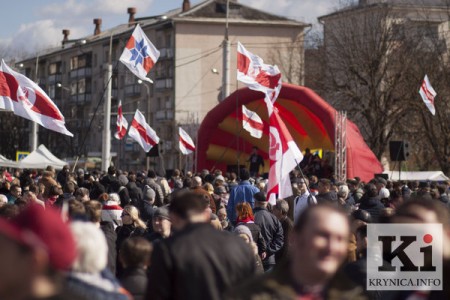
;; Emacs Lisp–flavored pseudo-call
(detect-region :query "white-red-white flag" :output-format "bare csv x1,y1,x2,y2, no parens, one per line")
237,41,282,111
128,109,159,152
179,127,195,155
120,24,160,83
266,109,303,204
0,60,73,136
242,105,263,139
419,75,436,115
114,100,128,140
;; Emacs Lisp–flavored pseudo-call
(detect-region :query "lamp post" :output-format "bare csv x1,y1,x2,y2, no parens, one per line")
101,35,113,172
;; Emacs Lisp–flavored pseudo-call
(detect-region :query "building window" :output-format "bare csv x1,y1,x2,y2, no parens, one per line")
48,85,55,98
70,56,78,70
48,62,61,74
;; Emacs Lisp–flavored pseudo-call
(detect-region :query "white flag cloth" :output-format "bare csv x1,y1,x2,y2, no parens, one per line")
237,41,282,114
128,109,159,152
266,108,303,204
0,60,73,136
242,105,263,139
120,24,160,83
114,100,128,140
179,127,195,155
419,75,436,115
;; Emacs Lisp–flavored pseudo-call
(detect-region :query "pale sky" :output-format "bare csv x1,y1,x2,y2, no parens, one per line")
0,0,342,58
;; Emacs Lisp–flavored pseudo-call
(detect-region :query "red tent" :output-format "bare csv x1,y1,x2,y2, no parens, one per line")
197,83,382,182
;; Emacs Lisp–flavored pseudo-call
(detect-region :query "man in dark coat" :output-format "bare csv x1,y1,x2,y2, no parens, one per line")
316,178,338,204
272,199,293,263
359,183,385,223
253,192,284,272
146,191,256,300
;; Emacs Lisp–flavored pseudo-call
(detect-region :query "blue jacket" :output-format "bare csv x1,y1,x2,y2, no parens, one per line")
226,180,260,223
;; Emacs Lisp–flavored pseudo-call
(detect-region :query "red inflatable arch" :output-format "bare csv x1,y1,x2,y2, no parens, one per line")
197,83,382,182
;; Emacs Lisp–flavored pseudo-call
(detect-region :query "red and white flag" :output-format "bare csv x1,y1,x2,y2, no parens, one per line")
237,41,282,110
120,24,160,83
114,100,128,140
266,108,303,204
128,109,159,152
0,60,73,136
419,75,436,115
242,105,263,139
179,127,195,155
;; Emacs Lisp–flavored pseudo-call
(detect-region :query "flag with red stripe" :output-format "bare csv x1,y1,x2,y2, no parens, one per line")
120,24,160,83
419,75,436,115
114,100,128,140
128,109,159,152
242,105,263,139
179,127,195,155
266,107,303,204
237,41,282,109
0,60,73,136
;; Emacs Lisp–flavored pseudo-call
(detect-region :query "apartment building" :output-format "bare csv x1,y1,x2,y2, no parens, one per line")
17,0,308,172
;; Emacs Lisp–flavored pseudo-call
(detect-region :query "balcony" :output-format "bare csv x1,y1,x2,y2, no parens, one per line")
155,110,174,121
70,93,92,103
48,74,62,84
124,84,141,97
69,67,92,79
154,78,173,90
159,48,174,59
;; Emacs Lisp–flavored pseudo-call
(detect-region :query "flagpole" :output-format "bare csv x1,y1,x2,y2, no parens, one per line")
31,55,39,152
101,34,113,172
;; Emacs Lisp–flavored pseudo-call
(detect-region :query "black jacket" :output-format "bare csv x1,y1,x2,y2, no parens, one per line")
146,223,256,300
275,216,293,263
359,196,384,223
119,267,148,300
253,207,284,266
100,221,117,275
239,222,266,255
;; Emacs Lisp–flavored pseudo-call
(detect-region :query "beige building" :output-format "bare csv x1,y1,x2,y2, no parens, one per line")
18,0,308,173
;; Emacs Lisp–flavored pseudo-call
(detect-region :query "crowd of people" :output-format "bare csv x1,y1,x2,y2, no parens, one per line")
0,162,448,300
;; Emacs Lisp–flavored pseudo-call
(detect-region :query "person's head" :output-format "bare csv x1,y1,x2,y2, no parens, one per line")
119,237,153,269
0,205,76,299
107,166,116,176
203,182,214,195
0,194,7,207
68,199,86,220
253,191,268,207
74,187,90,202
192,176,202,188
355,224,367,256
152,206,171,238
364,183,378,198
10,184,22,199
273,199,289,220
168,191,210,231
84,200,102,223
297,177,309,194
317,179,331,194
337,184,349,199
122,205,147,229
143,186,156,204
251,146,258,154
147,169,157,179
291,204,350,286
239,168,250,181
70,221,107,274
375,177,387,192
217,207,228,222
235,202,254,221
108,193,121,205
234,225,254,243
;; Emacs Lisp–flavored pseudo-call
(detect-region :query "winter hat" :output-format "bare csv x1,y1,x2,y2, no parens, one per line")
143,185,156,201
234,225,253,243
118,175,129,187
0,204,76,271
253,191,267,202
154,206,170,220
379,187,390,199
